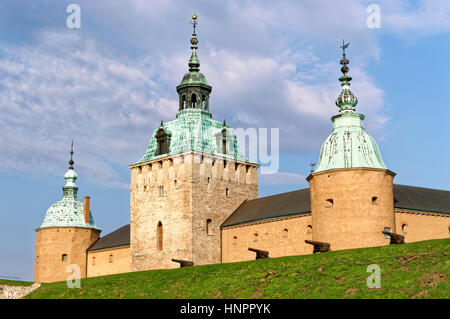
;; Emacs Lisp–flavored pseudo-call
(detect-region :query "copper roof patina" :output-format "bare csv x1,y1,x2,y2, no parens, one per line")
135,14,249,165
315,41,386,173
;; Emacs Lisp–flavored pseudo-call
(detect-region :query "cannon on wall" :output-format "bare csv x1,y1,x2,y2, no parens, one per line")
248,247,269,259
171,258,194,267
382,230,405,244
305,240,331,253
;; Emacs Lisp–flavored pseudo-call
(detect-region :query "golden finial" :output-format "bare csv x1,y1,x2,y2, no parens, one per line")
190,13,198,34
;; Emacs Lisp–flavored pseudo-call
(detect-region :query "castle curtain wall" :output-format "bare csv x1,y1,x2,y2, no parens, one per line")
221,214,313,263
87,246,130,278
394,210,449,243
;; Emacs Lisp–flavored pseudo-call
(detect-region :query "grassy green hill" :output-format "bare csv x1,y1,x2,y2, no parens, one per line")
26,238,449,299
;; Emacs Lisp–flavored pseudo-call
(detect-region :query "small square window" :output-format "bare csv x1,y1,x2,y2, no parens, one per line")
383,227,391,239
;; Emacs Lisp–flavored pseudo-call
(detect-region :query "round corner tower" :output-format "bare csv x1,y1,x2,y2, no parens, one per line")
307,42,396,251
35,146,101,283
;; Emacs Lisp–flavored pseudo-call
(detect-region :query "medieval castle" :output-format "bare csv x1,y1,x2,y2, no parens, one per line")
34,16,450,283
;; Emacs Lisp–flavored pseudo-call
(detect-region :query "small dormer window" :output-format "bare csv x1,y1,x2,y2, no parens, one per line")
155,127,169,156
216,129,228,154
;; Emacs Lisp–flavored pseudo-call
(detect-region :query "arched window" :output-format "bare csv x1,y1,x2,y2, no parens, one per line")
206,219,212,235
372,197,378,205
61,254,68,262
109,254,113,263
202,94,207,110
155,128,170,156
253,233,259,242
232,236,237,246
307,225,312,234
191,94,197,108
402,224,407,234
92,256,96,266
325,199,333,208
157,221,163,251
282,228,288,238
180,94,186,110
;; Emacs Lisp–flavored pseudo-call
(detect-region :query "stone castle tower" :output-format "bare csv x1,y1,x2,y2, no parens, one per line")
307,43,396,251
35,145,101,283
129,15,259,271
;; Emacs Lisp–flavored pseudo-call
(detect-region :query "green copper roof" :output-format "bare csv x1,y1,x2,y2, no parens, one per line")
135,15,248,164
39,150,99,230
136,110,247,163
315,42,386,173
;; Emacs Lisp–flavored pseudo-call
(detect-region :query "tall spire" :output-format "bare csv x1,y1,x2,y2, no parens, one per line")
188,14,200,72
176,14,212,115
335,40,358,113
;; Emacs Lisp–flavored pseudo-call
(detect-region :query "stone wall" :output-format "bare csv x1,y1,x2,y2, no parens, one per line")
394,210,449,243
87,246,130,277
35,227,100,283
308,168,395,251
221,214,313,263
130,151,258,271
0,283,41,299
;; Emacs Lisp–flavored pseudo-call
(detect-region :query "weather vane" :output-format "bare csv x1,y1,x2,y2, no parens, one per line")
190,13,198,34
69,140,74,169
310,162,316,173
340,39,349,57
340,39,350,76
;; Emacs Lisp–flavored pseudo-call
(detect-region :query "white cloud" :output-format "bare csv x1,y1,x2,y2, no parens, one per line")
0,0,390,188
0,30,176,187
379,0,450,35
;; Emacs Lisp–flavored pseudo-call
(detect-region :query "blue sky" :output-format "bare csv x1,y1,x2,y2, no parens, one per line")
0,0,449,281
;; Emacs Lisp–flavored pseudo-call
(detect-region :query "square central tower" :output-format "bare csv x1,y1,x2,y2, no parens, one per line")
129,18,258,271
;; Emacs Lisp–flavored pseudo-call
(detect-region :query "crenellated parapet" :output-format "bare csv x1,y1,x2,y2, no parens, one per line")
130,151,258,193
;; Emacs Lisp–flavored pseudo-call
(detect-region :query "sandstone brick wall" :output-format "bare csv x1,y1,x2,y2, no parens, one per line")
191,154,258,265
222,214,313,263
130,151,258,271
308,168,395,251
35,227,100,283
87,246,130,277
394,210,449,243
